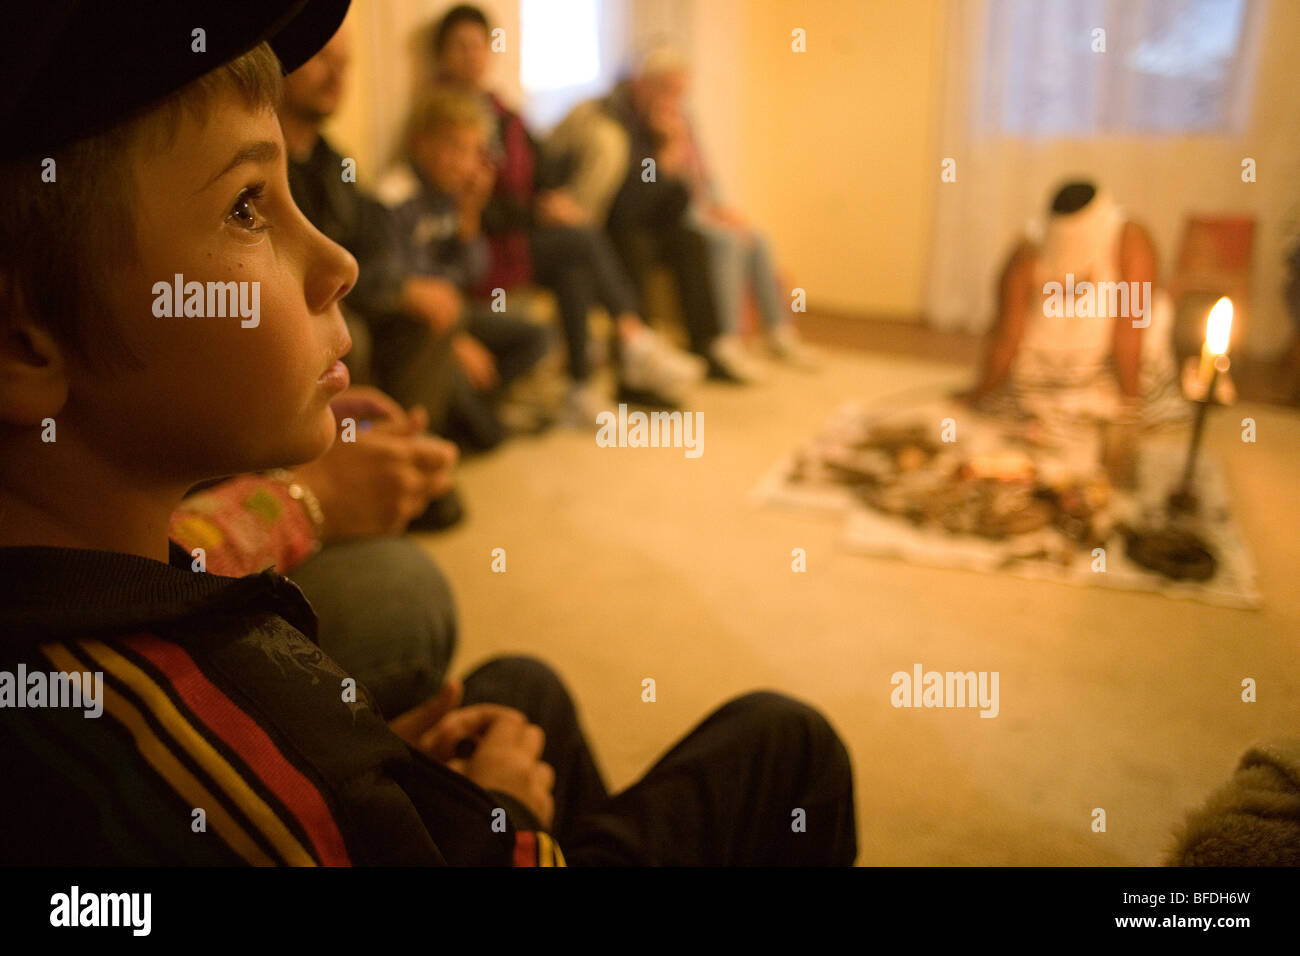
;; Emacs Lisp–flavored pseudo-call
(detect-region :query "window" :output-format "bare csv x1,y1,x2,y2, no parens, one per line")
981,0,1261,137
520,0,602,92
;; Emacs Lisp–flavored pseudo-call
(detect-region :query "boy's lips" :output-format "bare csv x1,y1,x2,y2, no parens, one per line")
318,333,352,389
319,360,350,391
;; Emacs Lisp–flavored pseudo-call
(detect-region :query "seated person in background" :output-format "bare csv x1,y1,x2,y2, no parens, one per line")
963,180,1184,427
433,4,701,423
171,386,460,720
667,58,816,372
377,86,549,453
546,47,750,383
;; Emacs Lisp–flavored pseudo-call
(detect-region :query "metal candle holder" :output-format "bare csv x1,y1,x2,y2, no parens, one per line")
1167,353,1230,515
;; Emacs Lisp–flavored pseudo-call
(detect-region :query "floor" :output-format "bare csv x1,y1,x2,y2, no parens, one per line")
415,320,1300,865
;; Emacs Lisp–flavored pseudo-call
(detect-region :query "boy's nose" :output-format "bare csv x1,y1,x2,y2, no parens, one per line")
308,232,358,314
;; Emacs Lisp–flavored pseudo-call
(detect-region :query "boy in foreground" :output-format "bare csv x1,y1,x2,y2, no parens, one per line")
0,0,856,866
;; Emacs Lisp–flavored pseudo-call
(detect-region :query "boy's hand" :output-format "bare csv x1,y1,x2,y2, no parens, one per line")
414,702,521,760
443,709,555,830
388,679,463,745
401,276,463,334
398,693,556,829
295,399,458,540
452,332,499,392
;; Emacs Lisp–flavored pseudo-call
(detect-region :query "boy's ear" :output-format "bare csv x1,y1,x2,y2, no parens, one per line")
0,279,69,426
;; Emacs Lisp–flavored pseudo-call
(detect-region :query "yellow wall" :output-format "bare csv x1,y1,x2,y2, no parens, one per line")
723,0,942,318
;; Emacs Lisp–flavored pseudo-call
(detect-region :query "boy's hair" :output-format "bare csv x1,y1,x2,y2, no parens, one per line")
406,85,491,152
433,4,490,55
0,43,283,368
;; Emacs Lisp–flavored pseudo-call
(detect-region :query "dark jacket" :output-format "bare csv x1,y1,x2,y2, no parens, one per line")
0,542,560,866
378,163,488,293
602,82,692,232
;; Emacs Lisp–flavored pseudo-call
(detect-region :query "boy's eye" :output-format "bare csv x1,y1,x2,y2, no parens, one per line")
227,184,266,230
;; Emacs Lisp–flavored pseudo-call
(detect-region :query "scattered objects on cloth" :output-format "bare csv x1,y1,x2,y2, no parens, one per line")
752,400,1260,609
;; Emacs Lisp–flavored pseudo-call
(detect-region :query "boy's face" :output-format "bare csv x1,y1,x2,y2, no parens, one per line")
415,121,487,196
440,22,490,89
66,94,358,482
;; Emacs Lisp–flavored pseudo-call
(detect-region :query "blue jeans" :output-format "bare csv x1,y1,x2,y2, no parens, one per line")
289,536,457,720
695,218,785,335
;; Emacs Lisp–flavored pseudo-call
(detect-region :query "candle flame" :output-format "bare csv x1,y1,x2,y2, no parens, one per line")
1206,297,1233,355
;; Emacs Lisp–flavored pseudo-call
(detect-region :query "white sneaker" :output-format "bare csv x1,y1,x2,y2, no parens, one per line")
562,383,606,428
768,323,819,369
621,332,692,401
642,329,706,384
710,334,765,383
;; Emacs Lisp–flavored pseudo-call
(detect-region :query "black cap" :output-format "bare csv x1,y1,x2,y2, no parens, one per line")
1,0,351,161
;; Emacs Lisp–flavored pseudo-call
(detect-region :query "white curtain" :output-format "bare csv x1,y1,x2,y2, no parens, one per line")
924,0,1268,337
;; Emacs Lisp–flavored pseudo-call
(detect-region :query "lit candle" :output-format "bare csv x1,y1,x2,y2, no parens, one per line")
1197,297,1233,396
1171,297,1234,513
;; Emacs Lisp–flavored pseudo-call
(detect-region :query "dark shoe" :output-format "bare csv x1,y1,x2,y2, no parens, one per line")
445,402,506,455
407,489,465,533
615,383,680,410
705,353,747,384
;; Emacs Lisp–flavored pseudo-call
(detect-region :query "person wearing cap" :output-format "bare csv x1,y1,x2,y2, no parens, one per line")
0,1,857,866
964,180,1184,425
0,0,554,866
